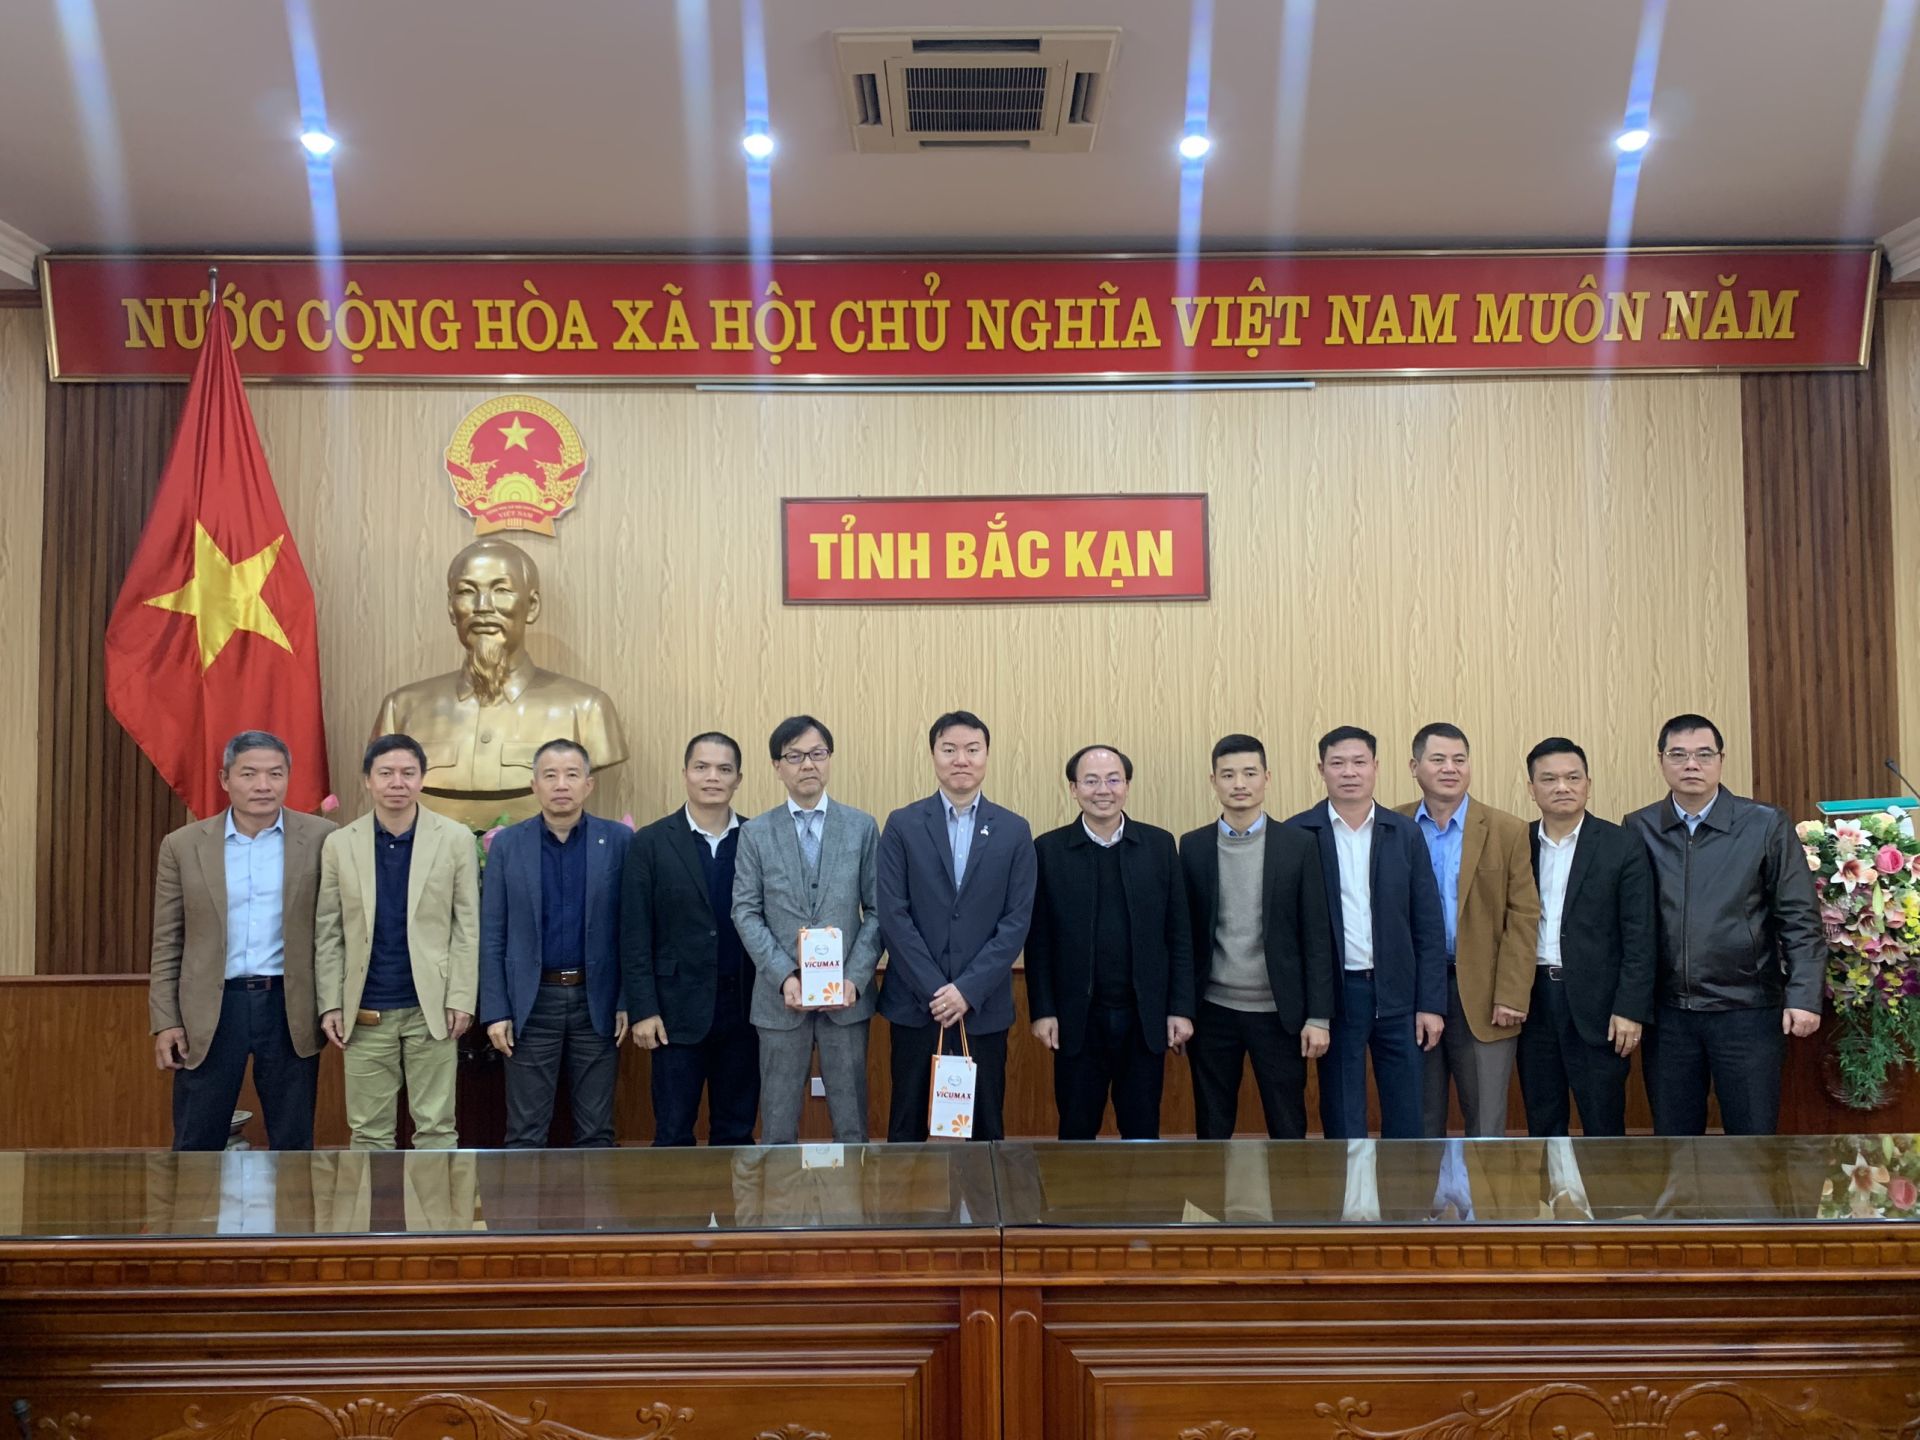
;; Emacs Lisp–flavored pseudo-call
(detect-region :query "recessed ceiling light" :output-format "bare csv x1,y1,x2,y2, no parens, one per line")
1177,132,1212,161
299,128,336,158
742,128,775,161
1614,127,1651,154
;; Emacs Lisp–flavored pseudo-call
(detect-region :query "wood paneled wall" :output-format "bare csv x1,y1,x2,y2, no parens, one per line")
36,380,187,974
1741,347,1898,824
0,974,1664,1148
0,311,45,977
1890,301,1920,796
16,308,1913,1133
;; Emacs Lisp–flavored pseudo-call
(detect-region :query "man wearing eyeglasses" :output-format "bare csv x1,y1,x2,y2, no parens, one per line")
1027,745,1194,1139
732,716,883,1144
1626,713,1824,1135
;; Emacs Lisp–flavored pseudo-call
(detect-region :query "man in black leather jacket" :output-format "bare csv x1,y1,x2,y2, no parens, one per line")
1625,713,1823,1136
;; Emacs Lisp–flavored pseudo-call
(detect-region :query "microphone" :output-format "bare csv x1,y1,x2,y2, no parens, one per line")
1885,758,1920,805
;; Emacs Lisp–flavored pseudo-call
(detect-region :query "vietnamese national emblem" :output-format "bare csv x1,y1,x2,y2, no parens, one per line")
445,394,588,536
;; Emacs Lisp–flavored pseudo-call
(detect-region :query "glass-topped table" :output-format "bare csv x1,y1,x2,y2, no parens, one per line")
0,1134,1911,1239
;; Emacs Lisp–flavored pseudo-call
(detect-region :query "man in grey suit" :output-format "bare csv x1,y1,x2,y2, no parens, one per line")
877,710,1037,1142
732,716,884,1144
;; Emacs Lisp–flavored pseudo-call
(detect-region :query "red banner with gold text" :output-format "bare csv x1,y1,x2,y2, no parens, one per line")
41,248,1876,383
782,495,1209,605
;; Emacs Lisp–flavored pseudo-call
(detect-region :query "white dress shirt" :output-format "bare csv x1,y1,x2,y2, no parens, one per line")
1083,816,1125,848
1328,801,1376,972
1535,820,1583,966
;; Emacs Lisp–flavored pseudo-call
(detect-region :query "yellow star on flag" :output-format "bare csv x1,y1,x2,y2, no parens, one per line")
144,522,294,670
498,415,535,450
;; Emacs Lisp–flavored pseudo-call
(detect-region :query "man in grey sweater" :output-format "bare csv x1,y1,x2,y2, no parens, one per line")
1178,734,1338,1138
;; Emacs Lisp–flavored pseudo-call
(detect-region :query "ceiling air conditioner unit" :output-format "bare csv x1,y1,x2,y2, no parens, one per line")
834,27,1120,154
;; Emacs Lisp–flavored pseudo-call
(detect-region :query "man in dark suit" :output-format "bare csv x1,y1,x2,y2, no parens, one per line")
622,732,758,1147
877,710,1037,1142
479,738,633,1147
1287,725,1448,1139
149,730,333,1151
1028,744,1194,1140
1178,734,1337,1140
1517,737,1657,1137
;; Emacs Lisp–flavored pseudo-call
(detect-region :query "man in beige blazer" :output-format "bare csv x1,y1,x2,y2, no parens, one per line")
317,734,480,1149
150,730,333,1151
1396,723,1541,1138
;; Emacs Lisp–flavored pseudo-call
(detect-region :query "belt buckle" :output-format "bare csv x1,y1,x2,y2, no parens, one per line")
1545,965,1564,982
244,976,273,992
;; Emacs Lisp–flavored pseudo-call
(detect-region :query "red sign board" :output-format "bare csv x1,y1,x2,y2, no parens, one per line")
40,248,1877,383
782,495,1209,605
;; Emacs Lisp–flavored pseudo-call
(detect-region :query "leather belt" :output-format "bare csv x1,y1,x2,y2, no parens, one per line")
541,969,586,987
224,975,282,991
1541,965,1564,982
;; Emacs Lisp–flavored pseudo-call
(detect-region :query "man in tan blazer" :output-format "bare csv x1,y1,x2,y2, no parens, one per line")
316,734,480,1149
150,730,333,1151
1397,723,1541,1137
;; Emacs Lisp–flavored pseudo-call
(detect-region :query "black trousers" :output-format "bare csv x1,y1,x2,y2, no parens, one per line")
172,979,319,1151
1643,1002,1784,1136
1515,967,1631,1137
886,1020,1008,1142
504,983,620,1148
1053,1001,1164,1139
651,973,761,1147
1187,999,1308,1139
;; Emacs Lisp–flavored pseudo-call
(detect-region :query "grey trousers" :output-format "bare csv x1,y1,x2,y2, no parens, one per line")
1421,967,1518,1137
756,1012,870,1144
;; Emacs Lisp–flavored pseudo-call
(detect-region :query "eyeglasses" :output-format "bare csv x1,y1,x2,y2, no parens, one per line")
1662,748,1723,764
1075,776,1127,790
780,748,831,766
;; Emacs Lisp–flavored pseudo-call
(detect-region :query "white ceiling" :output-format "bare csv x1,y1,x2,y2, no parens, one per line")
1,0,1918,282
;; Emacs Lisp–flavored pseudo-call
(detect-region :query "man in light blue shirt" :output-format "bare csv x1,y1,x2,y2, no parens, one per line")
149,731,334,1151
224,809,286,978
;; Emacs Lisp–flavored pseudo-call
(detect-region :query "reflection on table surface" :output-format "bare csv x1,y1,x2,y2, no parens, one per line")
0,1143,998,1239
995,1135,1920,1226
0,1136,1912,1240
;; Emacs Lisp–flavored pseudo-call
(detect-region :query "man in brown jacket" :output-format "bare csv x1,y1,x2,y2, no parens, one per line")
149,730,333,1151
1397,723,1541,1137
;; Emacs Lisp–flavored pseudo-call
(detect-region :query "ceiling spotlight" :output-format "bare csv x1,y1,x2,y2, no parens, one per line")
299,128,336,158
1177,132,1212,161
1613,127,1651,154
742,128,775,161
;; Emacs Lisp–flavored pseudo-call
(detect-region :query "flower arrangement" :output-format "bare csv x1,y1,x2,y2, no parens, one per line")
1798,811,1920,1108
1819,1133,1920,1218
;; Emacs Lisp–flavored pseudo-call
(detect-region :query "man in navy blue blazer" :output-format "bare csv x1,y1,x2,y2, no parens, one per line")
877,710,1037,1142
479,739,634,1147
1287,726,1447,1139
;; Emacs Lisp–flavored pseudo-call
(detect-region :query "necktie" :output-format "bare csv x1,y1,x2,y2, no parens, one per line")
801,810,821,870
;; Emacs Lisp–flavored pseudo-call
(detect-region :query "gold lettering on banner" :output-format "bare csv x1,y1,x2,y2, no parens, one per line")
148,1394,694,1440
1312,1381,1915,1438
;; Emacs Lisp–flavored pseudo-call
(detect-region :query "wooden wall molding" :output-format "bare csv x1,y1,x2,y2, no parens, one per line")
1000,1225,1920,1284
0,1230,999,1298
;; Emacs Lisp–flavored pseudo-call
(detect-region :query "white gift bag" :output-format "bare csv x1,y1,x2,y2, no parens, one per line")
926,1021,978,1140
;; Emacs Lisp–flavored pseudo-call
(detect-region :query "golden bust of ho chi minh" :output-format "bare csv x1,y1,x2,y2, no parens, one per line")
373,538,626,828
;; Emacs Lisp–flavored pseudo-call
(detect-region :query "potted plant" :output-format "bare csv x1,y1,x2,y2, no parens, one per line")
1798,812,1920,1108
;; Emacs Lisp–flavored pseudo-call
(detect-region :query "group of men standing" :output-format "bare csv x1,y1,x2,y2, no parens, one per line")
148,709,1824,1152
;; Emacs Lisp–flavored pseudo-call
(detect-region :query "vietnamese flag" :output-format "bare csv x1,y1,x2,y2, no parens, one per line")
105,298,329,817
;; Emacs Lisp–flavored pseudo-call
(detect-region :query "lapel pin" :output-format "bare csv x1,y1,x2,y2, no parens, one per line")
980,825,991,837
